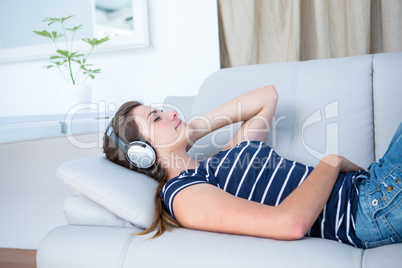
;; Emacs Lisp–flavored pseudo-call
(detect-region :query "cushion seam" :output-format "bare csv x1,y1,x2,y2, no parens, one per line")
290,61,302,160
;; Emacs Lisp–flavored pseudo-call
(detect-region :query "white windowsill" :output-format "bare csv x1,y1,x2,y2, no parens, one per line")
0,113,114,144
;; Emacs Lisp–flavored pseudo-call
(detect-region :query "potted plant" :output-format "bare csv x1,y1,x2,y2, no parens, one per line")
33,15,109,112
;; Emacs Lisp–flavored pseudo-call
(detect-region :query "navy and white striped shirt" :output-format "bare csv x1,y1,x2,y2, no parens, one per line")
161,140,367,247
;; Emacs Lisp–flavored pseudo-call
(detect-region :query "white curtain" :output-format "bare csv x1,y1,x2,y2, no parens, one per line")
218,0,402,68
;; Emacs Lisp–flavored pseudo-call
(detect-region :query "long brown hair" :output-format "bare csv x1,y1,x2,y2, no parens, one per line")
103,101,181,238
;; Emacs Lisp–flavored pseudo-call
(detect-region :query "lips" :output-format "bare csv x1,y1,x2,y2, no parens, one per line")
175,119,184,129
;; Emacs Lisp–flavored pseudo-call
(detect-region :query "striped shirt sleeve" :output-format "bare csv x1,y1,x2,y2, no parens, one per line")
161,175,208,218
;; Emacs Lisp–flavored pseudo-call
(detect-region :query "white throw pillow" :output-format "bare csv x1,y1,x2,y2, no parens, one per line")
63,193,134,228
57,156,158,229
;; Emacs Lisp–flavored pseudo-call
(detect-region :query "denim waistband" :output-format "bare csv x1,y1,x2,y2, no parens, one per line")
355,166,402,249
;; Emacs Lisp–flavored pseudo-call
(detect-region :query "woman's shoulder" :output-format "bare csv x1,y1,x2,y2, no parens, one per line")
162,170,209,197
161,170,211,217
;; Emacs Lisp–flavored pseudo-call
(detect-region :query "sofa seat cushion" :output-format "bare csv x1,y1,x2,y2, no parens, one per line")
38,225,368,268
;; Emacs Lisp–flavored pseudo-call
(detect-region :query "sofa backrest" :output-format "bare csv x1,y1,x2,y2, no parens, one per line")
182,55,377,168
372,52,402,160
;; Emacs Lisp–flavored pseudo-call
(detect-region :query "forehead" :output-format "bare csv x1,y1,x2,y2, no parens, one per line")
131,105,153,118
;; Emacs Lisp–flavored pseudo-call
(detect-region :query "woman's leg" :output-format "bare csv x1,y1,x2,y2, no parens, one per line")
355,122,402,248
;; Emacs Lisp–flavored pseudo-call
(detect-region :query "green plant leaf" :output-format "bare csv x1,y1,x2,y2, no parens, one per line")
51,31,63,40
71,52,84,59
43,15,74,26
37,15,107,83
56,49,69,57
43,17,60,26
81,38,95,46
95,36,110,45
51,59,67,65
82,36,109,47
47,21,57,26
66,24,83,32
49,55,63,60
33,30,52,38
60,15,74,23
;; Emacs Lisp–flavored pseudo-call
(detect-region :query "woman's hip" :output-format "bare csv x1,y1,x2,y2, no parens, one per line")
355,167,402,249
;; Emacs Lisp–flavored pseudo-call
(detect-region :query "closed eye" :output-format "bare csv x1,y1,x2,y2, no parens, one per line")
153,116,160,122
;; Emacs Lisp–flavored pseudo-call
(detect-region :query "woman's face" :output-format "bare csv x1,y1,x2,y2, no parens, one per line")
131,105,186,150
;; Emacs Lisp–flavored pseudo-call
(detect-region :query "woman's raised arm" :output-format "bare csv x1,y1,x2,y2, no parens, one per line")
186,85,278,150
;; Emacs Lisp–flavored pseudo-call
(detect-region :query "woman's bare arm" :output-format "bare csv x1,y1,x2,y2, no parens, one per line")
173,154,347,240
186,85,278,150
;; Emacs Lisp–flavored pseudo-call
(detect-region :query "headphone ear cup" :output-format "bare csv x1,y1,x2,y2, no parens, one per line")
126,141,156,169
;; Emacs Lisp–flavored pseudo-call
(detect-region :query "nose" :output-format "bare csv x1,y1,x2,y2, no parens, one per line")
166,110,177,121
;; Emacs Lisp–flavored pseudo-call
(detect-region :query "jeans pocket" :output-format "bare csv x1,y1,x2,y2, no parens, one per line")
370,167,402,217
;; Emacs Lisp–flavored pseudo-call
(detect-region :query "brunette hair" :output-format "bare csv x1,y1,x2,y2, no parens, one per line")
103,101,181,238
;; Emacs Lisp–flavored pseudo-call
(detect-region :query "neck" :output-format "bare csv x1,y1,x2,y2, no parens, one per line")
158,149,199,180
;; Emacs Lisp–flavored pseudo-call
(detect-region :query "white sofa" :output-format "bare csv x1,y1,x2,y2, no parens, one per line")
37,52,402,268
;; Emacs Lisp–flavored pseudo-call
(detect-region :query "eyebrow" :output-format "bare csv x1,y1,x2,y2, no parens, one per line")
147,110,157,119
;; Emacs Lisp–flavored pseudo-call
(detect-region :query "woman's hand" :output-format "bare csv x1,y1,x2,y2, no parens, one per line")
339,156,365,172
322,154,365,173
185,120,203,150
185,85,278,151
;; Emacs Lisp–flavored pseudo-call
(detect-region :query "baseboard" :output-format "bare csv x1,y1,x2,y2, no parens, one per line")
0,248,36,268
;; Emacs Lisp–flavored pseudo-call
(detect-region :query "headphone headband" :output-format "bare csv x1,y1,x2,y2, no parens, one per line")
105,118,156,169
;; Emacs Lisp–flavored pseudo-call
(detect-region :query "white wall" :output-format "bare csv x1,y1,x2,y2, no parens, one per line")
0,0,220,249
0,0,93,49
0,0,220,116
0,134,103,249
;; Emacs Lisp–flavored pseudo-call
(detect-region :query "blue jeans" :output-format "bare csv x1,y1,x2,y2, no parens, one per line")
355,122,402,249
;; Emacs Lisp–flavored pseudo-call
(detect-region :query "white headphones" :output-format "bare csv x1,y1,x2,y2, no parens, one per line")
105,118,156,169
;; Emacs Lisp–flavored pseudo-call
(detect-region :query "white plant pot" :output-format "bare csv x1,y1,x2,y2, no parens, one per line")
61,85,92,113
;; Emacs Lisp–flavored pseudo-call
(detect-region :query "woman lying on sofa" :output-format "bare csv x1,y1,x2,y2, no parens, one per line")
103,85,402,249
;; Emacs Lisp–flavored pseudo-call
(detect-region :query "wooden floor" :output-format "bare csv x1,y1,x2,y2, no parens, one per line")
0,249,36,268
